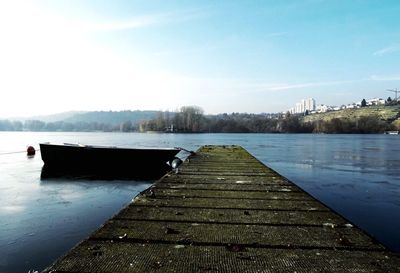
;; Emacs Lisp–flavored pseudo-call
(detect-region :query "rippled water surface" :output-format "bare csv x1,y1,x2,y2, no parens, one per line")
0,132,399,273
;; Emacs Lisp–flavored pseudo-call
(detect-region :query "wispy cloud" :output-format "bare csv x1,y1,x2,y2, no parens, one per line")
179,78,366,96
370,74,400,81
373,45,400,56
76,9,207,32
0,4,202,39
262,79,363,91
153,31,287,57
79,16,164,32
153,44,222,57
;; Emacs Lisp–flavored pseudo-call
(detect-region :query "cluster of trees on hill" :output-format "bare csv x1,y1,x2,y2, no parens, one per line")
140,106,206,133
385,97,400,106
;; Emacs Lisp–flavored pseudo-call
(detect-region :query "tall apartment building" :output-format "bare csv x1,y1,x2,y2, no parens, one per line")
304,98,316,112
289,98,316,114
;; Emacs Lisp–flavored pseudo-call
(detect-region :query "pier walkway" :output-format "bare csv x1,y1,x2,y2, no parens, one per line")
43,145,400,272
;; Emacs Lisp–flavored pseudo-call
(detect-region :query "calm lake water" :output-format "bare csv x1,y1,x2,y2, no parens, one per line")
0,132,399,273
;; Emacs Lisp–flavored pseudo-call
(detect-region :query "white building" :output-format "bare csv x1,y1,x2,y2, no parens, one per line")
295,102,303,113
346,104,357,109
289,98,316,114
367,98,385,106
304,98,316,112
316,104,330,113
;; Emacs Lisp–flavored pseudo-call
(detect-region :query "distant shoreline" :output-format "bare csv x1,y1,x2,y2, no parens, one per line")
0,130,398,135
1,105,399,134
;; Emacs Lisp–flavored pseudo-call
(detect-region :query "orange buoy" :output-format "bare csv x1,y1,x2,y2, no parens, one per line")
27,146,35,156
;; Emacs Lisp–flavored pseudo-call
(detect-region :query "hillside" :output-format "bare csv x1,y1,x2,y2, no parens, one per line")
1,110,163,132
62,110,160,125
303,105,400,124
9,111,86,122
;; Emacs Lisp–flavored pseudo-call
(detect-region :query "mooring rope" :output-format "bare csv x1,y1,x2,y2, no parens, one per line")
0,149,40,156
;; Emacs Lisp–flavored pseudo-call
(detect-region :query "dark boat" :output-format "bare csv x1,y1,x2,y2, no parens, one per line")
39,143,181,180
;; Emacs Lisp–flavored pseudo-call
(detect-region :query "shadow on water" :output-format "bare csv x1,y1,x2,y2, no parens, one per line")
40,164,171,181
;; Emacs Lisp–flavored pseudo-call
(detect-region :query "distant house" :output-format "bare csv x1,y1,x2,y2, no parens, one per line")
165,124,175,132
316,104,329,113
346,104,357,109
366,98,385,106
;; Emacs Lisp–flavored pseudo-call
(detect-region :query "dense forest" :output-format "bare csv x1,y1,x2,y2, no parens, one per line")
1,105,399,133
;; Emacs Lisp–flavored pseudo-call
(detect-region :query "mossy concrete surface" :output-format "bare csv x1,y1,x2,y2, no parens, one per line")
42,145,400,273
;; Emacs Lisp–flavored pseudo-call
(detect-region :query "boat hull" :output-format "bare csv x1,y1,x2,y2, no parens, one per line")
39,143,180,179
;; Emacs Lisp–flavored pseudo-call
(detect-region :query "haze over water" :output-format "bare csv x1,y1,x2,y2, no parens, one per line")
0,132,399,273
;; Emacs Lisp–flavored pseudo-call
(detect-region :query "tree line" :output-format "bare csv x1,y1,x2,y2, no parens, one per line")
1,105,397,133
0,119,138,132
139,106,397,134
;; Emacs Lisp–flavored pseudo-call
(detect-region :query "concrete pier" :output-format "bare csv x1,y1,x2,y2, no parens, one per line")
43,145,400,272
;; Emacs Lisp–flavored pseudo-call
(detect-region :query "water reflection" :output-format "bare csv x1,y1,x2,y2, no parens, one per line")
0,149,152,273
40,164,168,181
0,132,399,273
0,205,26,214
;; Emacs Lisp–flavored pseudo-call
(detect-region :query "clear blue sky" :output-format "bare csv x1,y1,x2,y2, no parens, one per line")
1,0,399,117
